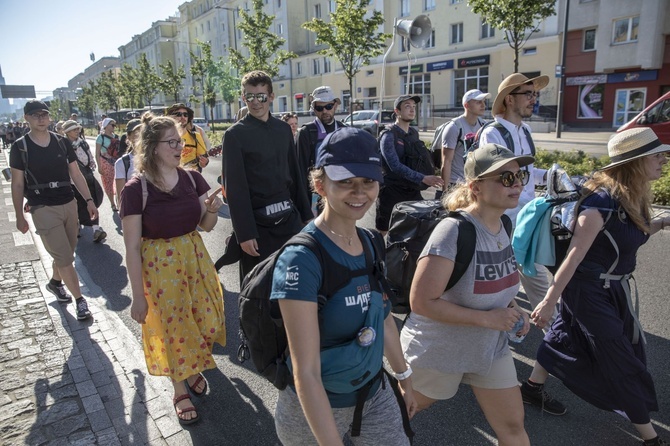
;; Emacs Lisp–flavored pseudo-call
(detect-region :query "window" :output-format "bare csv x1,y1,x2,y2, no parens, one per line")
612,16,639,44
425,29,435,48
207,20,211,31
583,28,596,51
424,0,435,11
323,57,331,73
402,73,431,97
342,90,351,111
481,21,495,39
523,47,537,55
221,22,226,31
451,23,463,44
296,61,303,76
296,96,304,112
313,58,321,75
400,38,408,53
277,23,283,34
450,0,463,4
329,0,336,12
314,3,321,18
454,67,489,108
400,0,410,17
277,0,281,7
614,88,646,127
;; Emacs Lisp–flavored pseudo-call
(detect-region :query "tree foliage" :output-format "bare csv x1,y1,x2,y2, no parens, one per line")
95,71,121,113
118,63,142,110
135,53,161,108
303,0,390,113
158,60,187,104
211,59,240,108
189,40,216,120
468,0,556,72
230,0,297,78
76,83,96,119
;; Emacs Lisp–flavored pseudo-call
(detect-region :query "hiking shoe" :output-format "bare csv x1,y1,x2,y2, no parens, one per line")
643,437,668,446
520,382,567,415
92,228,107,243
46,282,72,303
76,298,92,320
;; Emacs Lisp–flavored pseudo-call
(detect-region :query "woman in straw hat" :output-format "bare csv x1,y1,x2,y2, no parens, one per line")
532,127,670,446
400,143,534,445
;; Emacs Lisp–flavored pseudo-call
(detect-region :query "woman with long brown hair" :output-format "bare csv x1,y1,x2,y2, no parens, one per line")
120,112,225,426
532,128,670,446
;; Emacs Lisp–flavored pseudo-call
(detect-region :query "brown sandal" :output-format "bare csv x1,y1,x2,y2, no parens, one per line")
188,373,208,396
173,393,199,425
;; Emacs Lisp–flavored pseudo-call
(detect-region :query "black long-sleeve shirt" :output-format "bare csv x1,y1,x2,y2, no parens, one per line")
222,113,312,244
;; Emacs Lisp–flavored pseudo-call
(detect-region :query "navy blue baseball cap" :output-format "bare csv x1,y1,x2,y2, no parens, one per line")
315,127,383,183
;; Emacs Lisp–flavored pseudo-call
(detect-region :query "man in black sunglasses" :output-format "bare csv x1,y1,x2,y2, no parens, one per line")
222,71,312,282
296,86,346,210
480,72,568,417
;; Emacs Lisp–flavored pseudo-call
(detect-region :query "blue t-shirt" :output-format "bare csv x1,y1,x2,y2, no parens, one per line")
270,222,390,407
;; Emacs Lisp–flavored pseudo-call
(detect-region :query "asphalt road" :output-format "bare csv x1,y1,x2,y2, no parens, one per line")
74,154,669,445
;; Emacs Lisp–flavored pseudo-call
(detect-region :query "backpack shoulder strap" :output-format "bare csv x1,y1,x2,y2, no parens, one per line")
184,169,197,190
492,122,515,151
140,174,148,211
522,127,536,156
122,154,131,178
445,211,477,290
501,214,513,239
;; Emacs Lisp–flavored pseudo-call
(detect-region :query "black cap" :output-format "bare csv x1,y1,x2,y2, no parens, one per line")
24,100,49,115
393,95,421,110
315,127,383,183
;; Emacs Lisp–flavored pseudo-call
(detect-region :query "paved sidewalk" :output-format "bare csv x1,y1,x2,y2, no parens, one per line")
0,151,191,444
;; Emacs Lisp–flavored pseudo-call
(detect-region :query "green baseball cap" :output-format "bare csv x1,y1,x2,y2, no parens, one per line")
464,143,534,179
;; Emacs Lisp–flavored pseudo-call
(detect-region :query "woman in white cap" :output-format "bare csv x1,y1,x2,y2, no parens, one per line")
96,117,120,211
271,127,416,445
400,143,533,445
63,120,106,243
532,127,670,446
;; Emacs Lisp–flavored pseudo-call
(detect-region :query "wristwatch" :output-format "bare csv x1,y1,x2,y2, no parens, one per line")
85,198,94,203
394,365,413,381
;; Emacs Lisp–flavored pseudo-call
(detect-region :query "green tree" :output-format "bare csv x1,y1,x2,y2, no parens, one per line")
303,0,390,113
118,63,143,110
189,40,215,120
230,0,297,78
468,0,556,72
211,59,240,119
48,98,64,121
158,60,187,104
76,84,96,121
136,53,161,109
95,71,121,114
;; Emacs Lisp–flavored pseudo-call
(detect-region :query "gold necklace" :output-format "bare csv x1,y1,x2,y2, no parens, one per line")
320,219,355,246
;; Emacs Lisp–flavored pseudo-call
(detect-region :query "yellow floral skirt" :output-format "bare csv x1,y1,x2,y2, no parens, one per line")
140,231,226,380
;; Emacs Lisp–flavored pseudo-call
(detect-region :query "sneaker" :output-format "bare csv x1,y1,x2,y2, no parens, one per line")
643,437,668,446
76,298,92,320
92,228,107,243
46,282,72,303
520,382,567,416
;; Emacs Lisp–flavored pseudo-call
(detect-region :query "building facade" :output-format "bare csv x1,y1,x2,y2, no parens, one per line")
560,0,670,129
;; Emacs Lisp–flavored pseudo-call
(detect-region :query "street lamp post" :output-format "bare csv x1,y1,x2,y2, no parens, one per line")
214,6,239,53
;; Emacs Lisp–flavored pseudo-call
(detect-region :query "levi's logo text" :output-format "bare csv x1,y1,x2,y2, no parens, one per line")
345,283,371,313
473,246,519,294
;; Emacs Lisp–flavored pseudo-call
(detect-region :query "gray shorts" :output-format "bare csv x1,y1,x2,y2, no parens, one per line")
275,376,410,446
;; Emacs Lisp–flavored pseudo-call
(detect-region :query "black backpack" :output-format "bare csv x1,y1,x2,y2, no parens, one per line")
385,200,512,313
379,126,435,190
237,228,389,390
17,133,72,194
430,118,484,169
468,121,536,159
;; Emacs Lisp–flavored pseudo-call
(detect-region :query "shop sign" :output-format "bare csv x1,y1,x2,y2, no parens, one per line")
427,60,454,72
457,55,490,67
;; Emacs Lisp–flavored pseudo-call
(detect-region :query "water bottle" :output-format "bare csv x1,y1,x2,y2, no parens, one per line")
507,317,526,343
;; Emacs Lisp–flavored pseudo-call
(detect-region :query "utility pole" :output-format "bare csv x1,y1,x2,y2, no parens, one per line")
556,0,570,139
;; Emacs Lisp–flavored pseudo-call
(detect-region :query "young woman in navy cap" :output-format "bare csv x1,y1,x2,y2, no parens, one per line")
271,127,416,445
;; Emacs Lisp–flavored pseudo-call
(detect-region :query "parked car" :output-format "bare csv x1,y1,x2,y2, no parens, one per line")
193,117,210,132
343,110,395,135
617,91,670,144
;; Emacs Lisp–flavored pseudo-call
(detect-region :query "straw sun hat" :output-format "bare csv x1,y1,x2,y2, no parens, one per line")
492,73,549,116
600,127,670,170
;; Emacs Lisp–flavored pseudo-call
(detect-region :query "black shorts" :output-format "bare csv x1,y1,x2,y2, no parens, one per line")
375,183,422,231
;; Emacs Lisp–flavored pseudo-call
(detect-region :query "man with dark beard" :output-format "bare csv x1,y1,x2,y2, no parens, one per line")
296,86,346,209
376,95,443,235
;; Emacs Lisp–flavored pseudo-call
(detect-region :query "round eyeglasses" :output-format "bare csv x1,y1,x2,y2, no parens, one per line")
478,170,530,187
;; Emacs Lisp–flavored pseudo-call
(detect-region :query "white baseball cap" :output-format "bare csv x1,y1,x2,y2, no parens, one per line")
311,86,341,104
462,89,491,106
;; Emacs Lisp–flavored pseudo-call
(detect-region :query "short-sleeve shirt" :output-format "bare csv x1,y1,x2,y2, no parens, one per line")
270,222,391,407
119,169,209,239
401,212,520,375
9,133,77,206
96,133,119,158
441,116,484,183
114,154,135,180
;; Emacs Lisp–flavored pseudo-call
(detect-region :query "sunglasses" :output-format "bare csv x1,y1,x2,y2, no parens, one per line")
479,170,530,187
509,91,540,100
171,112,189,117
159,139,183,149
313,103,335,112
243,93,269,103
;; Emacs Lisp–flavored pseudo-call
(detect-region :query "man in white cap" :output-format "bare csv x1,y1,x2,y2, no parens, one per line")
438,89,490,196
296,86,346,209
479,73,567,416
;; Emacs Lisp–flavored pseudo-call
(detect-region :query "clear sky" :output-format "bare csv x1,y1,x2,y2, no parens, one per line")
0,0,185,99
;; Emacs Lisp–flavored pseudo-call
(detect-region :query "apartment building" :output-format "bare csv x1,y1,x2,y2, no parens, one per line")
118,19,179,107
560,0,670,128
